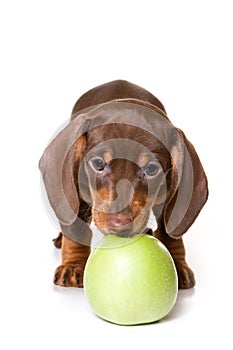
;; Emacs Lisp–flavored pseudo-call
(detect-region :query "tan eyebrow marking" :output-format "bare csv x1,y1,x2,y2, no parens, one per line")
138,153,150,167
103,151,113,163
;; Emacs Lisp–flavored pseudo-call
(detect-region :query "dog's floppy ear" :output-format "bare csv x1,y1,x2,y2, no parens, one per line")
39,119,87,226
162,128,208,238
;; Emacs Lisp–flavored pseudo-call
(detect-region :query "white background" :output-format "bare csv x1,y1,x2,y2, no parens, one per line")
0,1,232,349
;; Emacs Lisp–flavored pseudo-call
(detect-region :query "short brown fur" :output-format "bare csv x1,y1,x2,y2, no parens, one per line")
40,80,208,289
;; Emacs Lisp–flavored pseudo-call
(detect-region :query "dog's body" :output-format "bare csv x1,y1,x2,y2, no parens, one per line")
39,80,208,289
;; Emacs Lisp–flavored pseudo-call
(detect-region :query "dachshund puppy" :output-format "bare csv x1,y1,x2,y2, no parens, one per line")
39,80,208,289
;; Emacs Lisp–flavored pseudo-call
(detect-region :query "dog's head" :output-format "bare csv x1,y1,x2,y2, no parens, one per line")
39,100,208,241
78,122,171,237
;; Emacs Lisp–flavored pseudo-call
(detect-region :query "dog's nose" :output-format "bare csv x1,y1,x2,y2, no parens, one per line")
107,214,132,229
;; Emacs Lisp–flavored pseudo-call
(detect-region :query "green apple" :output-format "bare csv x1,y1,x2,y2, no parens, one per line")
84,234,178,325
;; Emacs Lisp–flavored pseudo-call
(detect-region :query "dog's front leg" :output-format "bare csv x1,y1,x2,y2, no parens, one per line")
54,235,91,287
53,202,92,287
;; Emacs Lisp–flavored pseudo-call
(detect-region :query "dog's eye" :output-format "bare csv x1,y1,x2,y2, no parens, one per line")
145,162,159,176
91,157,106,171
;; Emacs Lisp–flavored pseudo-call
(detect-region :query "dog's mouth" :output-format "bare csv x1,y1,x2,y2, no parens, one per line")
107,226,152,238
92,206,151,238
108,227,134,238
105,212,133,237
105,212,148,238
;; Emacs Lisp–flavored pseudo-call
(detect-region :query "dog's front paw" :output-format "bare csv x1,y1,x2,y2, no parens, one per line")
53,265,84,287
176,263,195,289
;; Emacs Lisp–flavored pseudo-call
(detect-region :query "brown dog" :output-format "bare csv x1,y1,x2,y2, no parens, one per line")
39,80,208,289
